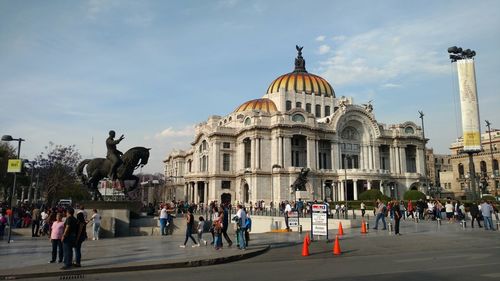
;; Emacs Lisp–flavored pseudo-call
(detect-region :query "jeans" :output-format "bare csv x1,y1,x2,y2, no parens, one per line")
374,213,386,229
183,227,197,245
214,233,222,248
394,217,401,234
93,223,101,239
74,241,83,264
483,216,494,230
51,239,63,262
63,236,75,267
159,219,167,235
237,227,246,249
32,220,40,236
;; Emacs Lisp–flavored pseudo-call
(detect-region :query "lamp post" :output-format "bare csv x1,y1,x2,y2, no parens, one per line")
485,120,497,197
418,111,430,195
1,135,25,244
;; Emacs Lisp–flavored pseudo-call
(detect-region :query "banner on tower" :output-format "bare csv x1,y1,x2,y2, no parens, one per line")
457,59,481,152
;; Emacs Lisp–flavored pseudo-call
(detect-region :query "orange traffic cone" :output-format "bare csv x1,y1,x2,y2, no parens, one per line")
305,232,311,245
302,235,310,256
337,222,344,236
361,220,367,234
333,235,342,255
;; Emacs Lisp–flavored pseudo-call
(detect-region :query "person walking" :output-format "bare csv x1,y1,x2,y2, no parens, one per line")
159,204,168,236
73,212,87,267
244,213,252,247
90,209,101,240
213,209,223,250
393,200,402,235
197,216,207,246
180,208,199,248
284,201,292,231
31,206,41,237
407,200,414,219
49,213,64,263
221,204,233,247
360,202,366,217
373,199,387,230
235,204,247,250
61,208,78,270
469,202,482,228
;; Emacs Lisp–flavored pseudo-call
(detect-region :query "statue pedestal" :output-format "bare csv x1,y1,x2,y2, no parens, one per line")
296,191,311,201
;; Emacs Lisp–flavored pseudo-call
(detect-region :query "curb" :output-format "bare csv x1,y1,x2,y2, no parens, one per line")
0,245,270,280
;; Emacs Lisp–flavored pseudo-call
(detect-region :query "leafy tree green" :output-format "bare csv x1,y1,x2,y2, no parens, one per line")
35,142,89,206
403,190,427,201
0,142,16,201
359,189,391,201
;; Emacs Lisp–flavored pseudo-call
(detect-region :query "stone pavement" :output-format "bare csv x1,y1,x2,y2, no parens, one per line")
0,216,498,280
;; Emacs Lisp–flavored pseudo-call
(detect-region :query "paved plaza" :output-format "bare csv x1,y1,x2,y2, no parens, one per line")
1,216,499,280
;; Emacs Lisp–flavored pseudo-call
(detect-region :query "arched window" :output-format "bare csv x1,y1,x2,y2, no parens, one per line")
199,140,209,172
325,106,330,116
305,103,311,113
244,117,251,125
286,101,292,111
296,102,302,108
480,161,487,177
494,159,499,173
405,127,415,134
458,163,464,178
292,114,305,122
291,135,307,167
315,104,321,117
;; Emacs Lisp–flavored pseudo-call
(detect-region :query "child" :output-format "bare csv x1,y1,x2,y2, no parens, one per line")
197,216,207,246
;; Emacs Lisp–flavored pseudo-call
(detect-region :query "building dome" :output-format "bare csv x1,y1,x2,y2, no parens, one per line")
266,46,335,97
234,98,278,113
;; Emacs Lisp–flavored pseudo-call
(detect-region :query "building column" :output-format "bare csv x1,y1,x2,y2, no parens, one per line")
367,180,372,190
339,181,345,201
307,137,316,169
184,183,188,201
368,145,374,170
389,146,395,173
283,136,292,168
278,136,283,167
374,145,380,170
331,142,337,170
362,145,368,169
251,137,256,169
256,137,261,169
400,146,407,173
193,182,198,203
380,181,384,194
205,181,209,203
353,179,358,200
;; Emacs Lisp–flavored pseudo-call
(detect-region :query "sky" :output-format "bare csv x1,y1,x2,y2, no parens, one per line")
1,0,499,174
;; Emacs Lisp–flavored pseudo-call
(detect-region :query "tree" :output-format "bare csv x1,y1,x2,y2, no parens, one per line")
35,142,89,206
0,142,16,201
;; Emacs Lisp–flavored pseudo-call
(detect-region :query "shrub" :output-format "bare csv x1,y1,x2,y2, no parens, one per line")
481,195,497,202
359,189,391,201
403,190,426,201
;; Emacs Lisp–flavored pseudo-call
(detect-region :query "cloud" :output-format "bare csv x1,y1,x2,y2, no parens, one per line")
316,35,326,42
317,44,331,55
154,125,195,139
317,25,450,86
381,83,402,88
332,35,346,42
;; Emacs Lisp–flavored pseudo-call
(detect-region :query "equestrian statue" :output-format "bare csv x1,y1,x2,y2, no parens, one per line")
76,131,150,200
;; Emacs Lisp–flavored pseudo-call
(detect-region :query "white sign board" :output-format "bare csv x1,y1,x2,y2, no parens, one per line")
288,211,299,227
311,203,328,239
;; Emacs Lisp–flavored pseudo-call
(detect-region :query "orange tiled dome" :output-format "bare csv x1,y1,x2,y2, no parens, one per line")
234,98,278,113
266,46,335,97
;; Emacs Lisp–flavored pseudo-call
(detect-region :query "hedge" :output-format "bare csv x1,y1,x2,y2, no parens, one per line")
403,190,427,201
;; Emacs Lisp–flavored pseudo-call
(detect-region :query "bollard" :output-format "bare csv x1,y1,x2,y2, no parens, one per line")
461,220,467,229
388,221,393,233
299,225,303,233
365,220,369,230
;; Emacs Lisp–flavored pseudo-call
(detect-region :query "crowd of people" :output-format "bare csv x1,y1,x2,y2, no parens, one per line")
0,202,101,269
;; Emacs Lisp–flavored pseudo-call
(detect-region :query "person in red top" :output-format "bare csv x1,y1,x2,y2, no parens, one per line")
407,200,414,219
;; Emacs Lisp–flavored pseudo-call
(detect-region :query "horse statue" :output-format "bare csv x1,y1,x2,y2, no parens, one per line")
76,147,151,200
291,167,310,192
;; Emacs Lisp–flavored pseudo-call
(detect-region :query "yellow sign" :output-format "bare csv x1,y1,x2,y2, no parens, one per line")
7,159,22,173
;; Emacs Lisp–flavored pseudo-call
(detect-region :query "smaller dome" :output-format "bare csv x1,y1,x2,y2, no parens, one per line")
234,98,278,113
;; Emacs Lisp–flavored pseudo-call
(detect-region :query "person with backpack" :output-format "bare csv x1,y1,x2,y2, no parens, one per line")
373,199,387,230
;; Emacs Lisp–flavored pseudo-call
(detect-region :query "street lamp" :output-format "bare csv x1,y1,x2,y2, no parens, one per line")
1,135,25,244
485,120,497,197
418,111,430,195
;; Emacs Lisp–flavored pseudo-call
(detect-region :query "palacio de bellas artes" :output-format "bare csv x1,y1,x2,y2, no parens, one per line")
164,46,427,206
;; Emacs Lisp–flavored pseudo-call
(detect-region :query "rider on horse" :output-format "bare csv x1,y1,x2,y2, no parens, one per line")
106,130,124,180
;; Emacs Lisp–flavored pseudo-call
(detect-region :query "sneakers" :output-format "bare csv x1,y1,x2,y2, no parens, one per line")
204,241,208,246
92,237,96,241
228,242,233,247
179,245,186,248
48,260,55,264
192,244,200,247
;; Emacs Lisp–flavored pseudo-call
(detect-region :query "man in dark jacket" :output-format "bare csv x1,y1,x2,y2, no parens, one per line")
469,202,482,228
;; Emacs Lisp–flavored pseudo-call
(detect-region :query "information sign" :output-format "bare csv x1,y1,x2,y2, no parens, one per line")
310,203,328,240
